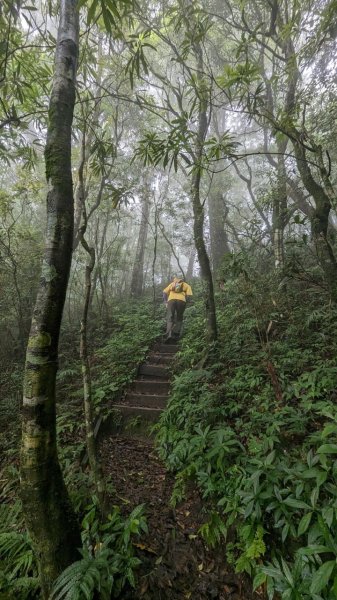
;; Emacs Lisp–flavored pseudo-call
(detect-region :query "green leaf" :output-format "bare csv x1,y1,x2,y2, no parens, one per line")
281,558,293,586
322,423,337,438
101,2,112,33
253,571,266,590
298,545,330,556
86,0,99,25
311,487,319,508
310,561,335,594
298,512,313,536
265,450,275,465
283,497,310,510
322,507,334,528
317,444,337,454
262,565,282,579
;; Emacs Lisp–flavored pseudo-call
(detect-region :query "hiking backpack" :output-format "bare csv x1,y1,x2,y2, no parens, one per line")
171,280,185,294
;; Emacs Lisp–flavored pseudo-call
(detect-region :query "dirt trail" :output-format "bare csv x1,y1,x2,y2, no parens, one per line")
101,341,256,599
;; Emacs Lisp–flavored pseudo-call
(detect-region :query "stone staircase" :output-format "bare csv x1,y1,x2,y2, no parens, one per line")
112,341,178,424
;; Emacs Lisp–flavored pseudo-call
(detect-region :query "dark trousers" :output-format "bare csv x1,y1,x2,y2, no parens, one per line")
166,299,186,337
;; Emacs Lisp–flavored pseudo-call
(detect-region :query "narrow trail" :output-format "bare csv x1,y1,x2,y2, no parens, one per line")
100,340,256,600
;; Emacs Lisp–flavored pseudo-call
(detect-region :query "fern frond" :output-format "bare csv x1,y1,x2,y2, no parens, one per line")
50,551,114,600
10,575,39,595
0,500,24,533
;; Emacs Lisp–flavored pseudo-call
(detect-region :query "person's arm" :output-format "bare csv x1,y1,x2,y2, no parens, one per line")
163,285,171,305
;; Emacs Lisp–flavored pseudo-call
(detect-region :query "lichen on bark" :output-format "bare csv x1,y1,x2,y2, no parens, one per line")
20,1,81,597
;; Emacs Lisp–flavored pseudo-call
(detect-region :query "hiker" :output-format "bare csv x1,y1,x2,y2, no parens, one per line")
163,276,193,342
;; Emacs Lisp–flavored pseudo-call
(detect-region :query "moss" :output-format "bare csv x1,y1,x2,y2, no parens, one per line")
24,365,54,401
28,331,52,350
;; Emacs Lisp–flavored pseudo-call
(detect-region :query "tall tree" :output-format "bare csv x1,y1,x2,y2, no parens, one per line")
208,181,231,274
130,180,151,297
188,7,217,341
20,1,81,596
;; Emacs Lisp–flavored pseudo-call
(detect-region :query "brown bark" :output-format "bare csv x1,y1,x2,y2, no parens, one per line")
79,217,106,511
190,28,217,341
20,2,81,597
292,137,337,300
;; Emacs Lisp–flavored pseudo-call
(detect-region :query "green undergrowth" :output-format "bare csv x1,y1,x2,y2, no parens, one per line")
1,468,147,600
55,299,164,466
1,297,164,598
89,299,164,411
156,257,337,599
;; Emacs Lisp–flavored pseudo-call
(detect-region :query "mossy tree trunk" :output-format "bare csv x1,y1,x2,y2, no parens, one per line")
292,137,337,301
190,40,217,342
20,1,81,597
191,162,217,342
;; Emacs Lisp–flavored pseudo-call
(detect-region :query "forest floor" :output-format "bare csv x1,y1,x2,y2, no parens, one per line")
101,434,259,600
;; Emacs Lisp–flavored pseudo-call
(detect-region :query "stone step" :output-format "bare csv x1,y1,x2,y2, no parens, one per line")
147,353,174,366
131,379,170,395
123,393,168,409
156,344,179,354
113,404,163,421
138,364,168,378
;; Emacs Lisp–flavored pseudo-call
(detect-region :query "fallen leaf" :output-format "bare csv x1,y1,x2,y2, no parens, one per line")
205,560,215,573
115,494,131,504
198,562,203,571
139,579,149,596
133,542,157,554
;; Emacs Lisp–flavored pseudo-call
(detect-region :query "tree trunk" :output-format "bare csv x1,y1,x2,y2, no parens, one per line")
79,236,106,511
190,43,217,341
292,137,337,301
186,247,196,280
192,168,217,341
208,188,230,273
130,191,150,297
152,204,158,311
272,141,288,269
20,1,81,597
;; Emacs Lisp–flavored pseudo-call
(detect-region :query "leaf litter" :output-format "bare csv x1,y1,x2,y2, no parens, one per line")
101,434,259,600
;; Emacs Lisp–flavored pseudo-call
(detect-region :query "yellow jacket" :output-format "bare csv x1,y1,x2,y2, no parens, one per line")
163,279,193,303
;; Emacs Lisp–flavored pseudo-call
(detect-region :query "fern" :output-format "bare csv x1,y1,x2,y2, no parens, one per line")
0,531,35,575
0,529,38,598
8,575,39,596
50,548,114,600
51,502,146,600
0,500,24,533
